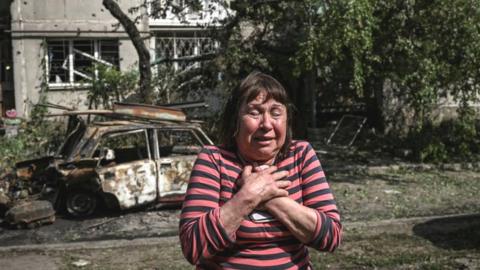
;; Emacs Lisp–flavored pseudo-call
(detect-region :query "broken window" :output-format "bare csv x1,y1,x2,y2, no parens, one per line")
73,40,95,81
0,35,14,115
0,37,13,84
96,130,150,165
46,39,119,85
155,31,216,71
47,40,69,84
157,129,202,157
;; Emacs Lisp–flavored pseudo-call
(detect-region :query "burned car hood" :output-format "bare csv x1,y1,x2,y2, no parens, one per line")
14,156,58,180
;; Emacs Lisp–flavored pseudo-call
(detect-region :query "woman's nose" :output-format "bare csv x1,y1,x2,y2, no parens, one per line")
260,114,273,129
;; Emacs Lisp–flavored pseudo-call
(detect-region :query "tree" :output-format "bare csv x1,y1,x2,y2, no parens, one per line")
371,0,480,133
209,1,322,135
88,65,138,109
222,0,480,135
103,0,153,104
292,0,480,134
102,0,480,138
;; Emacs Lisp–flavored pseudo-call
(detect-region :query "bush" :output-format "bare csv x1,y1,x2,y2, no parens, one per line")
406,116,480,163
0,118,65,175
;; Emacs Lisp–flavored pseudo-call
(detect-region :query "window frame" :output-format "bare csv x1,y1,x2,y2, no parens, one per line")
154,128,206,159
154,31,217,72
94,129,152,164
45,39,119,88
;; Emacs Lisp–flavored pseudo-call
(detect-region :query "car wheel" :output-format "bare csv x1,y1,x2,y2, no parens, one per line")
66,190,97,218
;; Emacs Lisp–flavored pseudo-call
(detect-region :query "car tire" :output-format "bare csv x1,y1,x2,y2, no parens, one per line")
66,190,98,218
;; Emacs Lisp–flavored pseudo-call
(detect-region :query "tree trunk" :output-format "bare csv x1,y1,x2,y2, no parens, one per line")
103,0,153,104
303,69,317,129
289,71,316,139
365,77,386,133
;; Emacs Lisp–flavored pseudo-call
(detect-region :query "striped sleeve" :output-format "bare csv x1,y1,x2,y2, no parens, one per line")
299,142,342,251
179,146,235,265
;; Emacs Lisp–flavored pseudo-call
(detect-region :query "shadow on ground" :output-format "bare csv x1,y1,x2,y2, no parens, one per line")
412,213,480,250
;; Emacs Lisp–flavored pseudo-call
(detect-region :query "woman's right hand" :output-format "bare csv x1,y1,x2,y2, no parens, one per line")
237,165,290,207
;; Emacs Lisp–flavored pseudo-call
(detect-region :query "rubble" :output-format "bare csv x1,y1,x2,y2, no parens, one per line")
4,200,55,229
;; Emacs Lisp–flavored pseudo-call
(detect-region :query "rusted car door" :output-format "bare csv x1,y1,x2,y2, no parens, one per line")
154,129,203,200
95,129,157,209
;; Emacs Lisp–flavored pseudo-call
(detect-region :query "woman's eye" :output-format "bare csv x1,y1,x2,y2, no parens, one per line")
248,110,260,116
271,110,283,117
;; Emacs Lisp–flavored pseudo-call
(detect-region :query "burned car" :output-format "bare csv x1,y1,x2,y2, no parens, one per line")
0,103,213,220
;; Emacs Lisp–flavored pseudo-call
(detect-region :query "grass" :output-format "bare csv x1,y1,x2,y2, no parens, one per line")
329,169,480,222
310,168,480,269
310,232,478,269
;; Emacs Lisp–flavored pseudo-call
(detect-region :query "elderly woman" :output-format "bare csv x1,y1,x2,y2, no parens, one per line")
179,71,342,269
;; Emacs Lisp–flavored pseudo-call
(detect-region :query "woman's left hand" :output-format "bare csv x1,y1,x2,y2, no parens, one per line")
236,165,290,207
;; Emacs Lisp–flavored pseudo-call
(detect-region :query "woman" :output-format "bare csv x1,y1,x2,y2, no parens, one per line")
179,71,342,269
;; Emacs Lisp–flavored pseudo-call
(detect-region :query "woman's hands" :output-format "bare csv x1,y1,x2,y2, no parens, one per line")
236,165,290,208
219,165,290,236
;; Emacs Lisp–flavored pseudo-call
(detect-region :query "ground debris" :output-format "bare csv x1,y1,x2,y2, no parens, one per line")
384,189,401,194
4,200,55,229
86,217,118,230
71,259,90,267
0,193,10,207
455,257,480,270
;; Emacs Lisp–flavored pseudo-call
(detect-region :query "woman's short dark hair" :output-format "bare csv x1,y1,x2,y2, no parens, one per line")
219,71,293,158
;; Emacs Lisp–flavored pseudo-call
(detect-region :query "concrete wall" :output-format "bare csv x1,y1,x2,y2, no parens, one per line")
9,0,147,117
10,0,149,35
11,38,44,116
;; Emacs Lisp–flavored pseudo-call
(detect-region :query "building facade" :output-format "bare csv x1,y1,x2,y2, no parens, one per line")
0,0,226,118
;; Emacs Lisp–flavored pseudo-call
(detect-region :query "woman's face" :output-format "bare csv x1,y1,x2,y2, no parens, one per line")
236,90,287,164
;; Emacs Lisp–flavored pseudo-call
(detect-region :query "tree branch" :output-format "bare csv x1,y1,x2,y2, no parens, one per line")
103,0,153,104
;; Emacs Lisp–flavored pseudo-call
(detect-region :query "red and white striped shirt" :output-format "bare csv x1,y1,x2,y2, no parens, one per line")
179,141,342,269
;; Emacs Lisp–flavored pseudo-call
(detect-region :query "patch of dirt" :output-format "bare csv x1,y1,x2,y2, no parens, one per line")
0,254,61,270
0,207,181,246
1,214,478,269
329,169,480,222
1,167,480,248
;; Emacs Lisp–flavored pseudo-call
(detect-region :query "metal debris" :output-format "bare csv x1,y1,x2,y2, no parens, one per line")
113,102,187,122
0,102,212,226
4,200,55,229
326,114,367,147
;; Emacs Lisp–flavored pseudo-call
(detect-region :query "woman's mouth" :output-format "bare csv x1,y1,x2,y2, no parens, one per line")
254,137,275,144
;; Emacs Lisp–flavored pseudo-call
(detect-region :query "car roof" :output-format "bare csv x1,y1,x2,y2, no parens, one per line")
89,119,203,130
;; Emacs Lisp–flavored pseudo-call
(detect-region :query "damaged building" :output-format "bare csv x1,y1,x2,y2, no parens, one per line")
0,0,227,227
0,0,226,118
